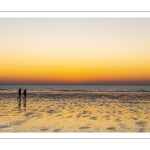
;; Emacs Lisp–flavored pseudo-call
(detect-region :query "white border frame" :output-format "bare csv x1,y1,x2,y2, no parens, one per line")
0,133,150,139
0,11,150,139
0,12,150,18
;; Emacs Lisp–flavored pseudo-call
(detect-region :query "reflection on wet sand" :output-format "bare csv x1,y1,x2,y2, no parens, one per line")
18,98,21,110
17,97,27,110
0,91,150,132
23,98,27,108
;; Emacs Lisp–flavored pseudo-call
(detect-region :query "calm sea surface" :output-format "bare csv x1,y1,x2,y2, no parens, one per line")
0,85,150,92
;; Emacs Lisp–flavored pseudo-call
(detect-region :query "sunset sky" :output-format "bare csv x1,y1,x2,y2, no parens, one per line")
0,18,150,84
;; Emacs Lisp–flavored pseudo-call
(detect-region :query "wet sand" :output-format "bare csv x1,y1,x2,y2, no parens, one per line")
0,90,150,132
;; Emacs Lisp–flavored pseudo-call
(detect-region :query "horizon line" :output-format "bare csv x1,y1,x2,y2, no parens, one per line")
0,83,150,85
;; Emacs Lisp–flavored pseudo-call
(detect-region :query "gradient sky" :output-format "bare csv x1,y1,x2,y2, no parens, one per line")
0,18,150,84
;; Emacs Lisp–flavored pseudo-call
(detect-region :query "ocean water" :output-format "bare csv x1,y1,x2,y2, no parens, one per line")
0,84,150,92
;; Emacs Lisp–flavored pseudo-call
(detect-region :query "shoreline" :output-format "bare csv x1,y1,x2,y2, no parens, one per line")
0,89,150,93
0,90,150,100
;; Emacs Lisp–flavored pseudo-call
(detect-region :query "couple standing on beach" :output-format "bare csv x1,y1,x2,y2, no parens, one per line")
18,88,26,99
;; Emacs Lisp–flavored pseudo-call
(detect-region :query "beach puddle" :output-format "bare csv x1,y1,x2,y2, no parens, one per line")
115,119,121,122
131,117,138,120
135,121,148,127
56,114,63,117
46,110,55,115
76,114,81,118
79,126,91,130
106,127,116,131
53,128,61,132
66,115,72,118
12,120,26,125
89,116,97,120
40,127,49,131
24,112,34,117
138,128,145,132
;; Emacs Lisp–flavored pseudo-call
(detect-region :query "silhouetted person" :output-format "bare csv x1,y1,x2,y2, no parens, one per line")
23,89,26,99
17,88,21,99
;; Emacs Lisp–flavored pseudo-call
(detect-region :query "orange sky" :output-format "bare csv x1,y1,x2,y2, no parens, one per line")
0,18,150,84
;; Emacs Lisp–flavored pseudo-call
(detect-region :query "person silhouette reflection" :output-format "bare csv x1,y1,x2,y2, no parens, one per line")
23,98,26,108
18,98,21,110
23,89,27,108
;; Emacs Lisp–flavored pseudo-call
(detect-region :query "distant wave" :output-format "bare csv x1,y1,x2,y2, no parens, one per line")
57,89,87,92
1,89,150,92
0,85,150,92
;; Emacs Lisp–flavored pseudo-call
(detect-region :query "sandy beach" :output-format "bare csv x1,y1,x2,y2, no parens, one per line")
0,90,150,132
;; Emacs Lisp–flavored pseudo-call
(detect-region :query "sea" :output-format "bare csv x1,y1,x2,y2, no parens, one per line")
0,84,150,92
